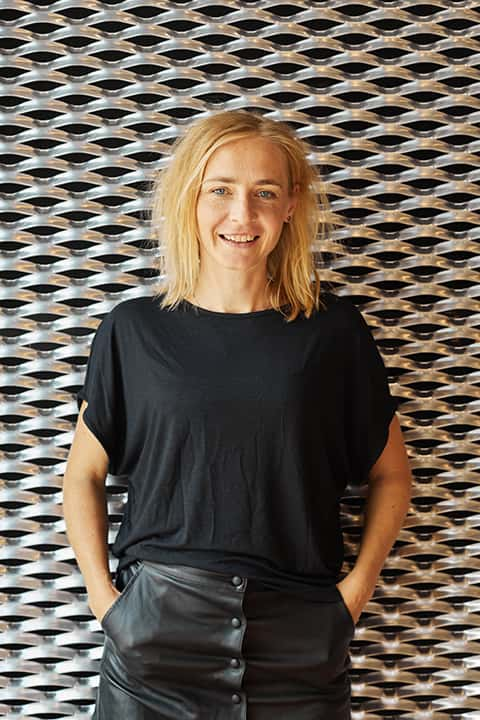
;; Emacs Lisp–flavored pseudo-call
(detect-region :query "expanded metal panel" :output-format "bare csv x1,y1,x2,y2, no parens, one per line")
0,0,479,717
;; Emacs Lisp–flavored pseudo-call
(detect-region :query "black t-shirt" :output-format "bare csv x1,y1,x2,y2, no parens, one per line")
76,290,399,600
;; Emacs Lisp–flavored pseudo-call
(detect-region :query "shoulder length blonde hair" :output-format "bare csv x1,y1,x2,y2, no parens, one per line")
150,110,334,321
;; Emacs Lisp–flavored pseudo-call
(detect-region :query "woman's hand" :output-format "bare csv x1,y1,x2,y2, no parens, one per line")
336,572,375,626
88,583,121,624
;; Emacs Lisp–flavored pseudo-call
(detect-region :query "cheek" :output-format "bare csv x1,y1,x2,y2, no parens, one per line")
264,208,286,227
196,204,213,234
197,199,223,227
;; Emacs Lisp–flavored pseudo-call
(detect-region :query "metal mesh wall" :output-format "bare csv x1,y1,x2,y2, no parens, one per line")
1,0,479,717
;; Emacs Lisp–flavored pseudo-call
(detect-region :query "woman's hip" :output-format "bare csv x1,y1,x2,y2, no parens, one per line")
95,558,354,718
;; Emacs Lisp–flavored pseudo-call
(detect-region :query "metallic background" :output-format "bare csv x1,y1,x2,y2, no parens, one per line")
0,0,478,717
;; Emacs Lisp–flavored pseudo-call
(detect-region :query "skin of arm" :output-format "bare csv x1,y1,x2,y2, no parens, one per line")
62,400,122,623
336,413,413,624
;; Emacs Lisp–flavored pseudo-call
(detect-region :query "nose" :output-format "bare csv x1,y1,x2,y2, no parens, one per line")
229,192,257,223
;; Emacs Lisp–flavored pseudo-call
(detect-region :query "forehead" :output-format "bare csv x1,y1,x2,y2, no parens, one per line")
203,136,289,179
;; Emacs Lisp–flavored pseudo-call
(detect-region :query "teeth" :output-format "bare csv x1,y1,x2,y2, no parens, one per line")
222,234,257,243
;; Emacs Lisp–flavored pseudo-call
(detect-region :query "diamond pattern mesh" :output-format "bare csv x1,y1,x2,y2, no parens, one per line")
0,0,478,717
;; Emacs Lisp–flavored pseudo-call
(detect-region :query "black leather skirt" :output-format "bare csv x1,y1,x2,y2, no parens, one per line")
93,559,355,719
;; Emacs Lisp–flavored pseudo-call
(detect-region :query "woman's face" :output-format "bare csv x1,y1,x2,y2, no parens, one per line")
195,135,297,275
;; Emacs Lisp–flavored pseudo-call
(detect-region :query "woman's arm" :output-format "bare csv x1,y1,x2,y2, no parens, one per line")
62,400,120,622
337,414,413,623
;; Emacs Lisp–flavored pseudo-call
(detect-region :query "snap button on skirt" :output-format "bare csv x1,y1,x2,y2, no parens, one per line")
93,559,355,719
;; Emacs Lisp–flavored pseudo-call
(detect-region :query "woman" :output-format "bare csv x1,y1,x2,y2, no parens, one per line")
63,110,413,719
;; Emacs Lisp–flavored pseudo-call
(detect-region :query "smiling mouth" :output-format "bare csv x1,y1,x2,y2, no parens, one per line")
219,234,260,244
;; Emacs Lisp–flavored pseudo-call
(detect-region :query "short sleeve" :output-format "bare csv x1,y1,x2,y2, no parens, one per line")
344,302,399,486
76,308,123,474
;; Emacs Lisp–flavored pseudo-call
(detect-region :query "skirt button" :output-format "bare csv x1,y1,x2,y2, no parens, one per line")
232,693,241,703
231,575,243,586
231,617,241,628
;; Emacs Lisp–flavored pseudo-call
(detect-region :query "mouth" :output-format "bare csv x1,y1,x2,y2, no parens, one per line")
219,233,260,246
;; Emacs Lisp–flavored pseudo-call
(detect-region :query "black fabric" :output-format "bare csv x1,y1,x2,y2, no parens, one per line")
76,290,398,599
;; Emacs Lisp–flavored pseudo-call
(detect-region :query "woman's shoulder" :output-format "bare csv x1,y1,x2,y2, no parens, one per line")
318,287,357,310
317,287,353,314
315,289,370,337
97,295,160,339
110,294,159,318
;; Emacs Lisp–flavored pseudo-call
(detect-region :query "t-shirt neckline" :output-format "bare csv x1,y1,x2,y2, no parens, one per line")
181,298,286,318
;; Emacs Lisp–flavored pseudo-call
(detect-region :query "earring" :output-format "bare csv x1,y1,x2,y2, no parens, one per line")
286,215,291,223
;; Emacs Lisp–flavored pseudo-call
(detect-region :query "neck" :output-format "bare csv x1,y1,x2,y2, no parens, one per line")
187,285,274,314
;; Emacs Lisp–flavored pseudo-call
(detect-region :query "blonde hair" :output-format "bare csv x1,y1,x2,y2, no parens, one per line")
149,110,335,321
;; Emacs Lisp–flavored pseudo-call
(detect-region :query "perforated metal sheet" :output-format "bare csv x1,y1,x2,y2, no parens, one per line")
1,1,479,718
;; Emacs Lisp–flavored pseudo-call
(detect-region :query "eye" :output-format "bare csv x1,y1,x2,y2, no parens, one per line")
211,187,228,196
258,189,276,199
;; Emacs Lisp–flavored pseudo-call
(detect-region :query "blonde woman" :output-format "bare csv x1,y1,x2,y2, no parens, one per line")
63,110,412,719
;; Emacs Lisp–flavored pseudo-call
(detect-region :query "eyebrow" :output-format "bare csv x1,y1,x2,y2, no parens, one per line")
202,176,284,188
